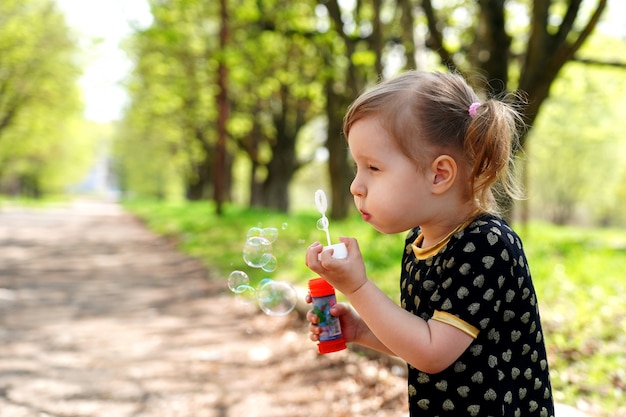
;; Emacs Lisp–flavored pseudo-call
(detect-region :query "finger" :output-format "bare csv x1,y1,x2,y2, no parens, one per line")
309,322,321,335
306,310,319,324
340,236,360,253
305,242,323,268
305,293,312,304
329,302,349,317
317,245,339,267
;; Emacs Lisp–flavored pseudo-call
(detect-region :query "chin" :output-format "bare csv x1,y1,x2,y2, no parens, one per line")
371,222,415,235
370,223,398,235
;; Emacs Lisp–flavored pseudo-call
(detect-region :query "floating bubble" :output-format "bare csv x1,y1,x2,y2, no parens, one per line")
246,227,263,239
256,277,273,291
316,217,329,231
243,236,273,268
262,227,278,243
281,222,288,230
228,270,249,292
256,280,297,316
233,284,257,304
260,254,278,272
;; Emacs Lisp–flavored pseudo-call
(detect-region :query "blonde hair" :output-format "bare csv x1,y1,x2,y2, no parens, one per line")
343,71,524,214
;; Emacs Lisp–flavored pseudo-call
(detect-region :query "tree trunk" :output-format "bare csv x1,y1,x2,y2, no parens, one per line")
214,0,230,215
325,80,354,219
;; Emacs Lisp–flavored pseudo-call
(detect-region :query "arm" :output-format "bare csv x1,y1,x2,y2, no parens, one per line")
306,237,474,373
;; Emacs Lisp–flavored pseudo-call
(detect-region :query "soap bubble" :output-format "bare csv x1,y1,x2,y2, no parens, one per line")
243,236,273,268
246,227,263,239
233,284,257,304
256,277,273,291
281,222,288,230
228,223,297,316
262,227,278,243
256,280,297,316
316,217,329,231
228,270,249,292
260,254,278,272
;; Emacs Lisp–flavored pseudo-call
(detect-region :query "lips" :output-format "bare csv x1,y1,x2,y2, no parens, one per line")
359,210,371,222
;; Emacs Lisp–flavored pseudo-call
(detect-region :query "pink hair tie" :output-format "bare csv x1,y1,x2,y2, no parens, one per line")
468,102,481,118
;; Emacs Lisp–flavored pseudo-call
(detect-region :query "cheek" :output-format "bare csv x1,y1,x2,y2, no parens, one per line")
385,177,425,208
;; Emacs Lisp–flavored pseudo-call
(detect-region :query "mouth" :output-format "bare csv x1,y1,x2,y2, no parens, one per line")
359,210,371,222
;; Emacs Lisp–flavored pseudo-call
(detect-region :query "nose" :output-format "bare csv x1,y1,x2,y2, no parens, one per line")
350,173,365,197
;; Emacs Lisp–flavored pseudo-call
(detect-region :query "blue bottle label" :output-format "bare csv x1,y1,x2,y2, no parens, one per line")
311,294,342,341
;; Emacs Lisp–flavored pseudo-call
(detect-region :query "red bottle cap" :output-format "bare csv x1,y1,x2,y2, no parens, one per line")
308,277,335,297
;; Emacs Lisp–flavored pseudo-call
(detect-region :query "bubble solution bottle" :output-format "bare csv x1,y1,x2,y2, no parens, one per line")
308,277,347,354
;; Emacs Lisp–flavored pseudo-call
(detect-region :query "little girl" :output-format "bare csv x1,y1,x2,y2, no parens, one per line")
305,71,554,417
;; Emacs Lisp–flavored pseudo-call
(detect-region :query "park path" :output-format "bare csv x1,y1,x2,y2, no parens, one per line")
0,200,408,417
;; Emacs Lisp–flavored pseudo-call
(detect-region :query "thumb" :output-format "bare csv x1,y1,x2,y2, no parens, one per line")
339,236,360,254
330,302,350,317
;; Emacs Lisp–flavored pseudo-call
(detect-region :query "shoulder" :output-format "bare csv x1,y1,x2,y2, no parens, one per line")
441,214,530,280
453,214,524,256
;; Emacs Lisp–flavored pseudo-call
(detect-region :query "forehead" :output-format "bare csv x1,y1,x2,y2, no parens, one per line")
347,117,400,157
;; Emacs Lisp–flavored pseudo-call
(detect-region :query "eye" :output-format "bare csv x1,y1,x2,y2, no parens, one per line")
368,164,380,172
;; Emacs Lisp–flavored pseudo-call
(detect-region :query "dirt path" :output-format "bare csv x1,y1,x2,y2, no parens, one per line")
0,200,408,417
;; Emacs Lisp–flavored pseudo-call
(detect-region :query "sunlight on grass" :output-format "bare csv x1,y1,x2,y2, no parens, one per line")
125,200,626,417
521,223,626,415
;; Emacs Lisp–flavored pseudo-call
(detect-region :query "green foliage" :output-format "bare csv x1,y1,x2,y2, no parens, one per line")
119,0,328,206
0,0,86,196
527,32,626,227
125,200,625,416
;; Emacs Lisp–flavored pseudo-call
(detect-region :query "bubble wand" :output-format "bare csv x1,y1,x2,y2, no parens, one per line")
314,189,347,259
309,190,347,354
315,189,332,247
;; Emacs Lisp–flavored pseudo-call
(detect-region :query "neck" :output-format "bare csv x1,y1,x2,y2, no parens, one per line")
420,202,482,249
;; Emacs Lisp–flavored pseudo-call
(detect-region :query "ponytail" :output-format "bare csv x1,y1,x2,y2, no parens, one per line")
465,98,525,213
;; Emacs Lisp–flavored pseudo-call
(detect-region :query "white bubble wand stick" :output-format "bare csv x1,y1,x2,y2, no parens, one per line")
314,189,347,259
315,189,332,247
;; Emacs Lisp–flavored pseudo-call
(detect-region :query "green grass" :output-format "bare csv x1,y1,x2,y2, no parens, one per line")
520,223,626,415
125,200,626,417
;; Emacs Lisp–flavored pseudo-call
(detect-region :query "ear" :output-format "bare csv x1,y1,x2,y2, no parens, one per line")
429,155,457,195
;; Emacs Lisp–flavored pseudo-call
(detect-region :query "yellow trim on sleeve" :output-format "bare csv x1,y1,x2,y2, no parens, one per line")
431,310,480,339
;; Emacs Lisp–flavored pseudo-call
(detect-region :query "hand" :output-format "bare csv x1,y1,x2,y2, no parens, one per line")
305,293,363,344
305,237,368,295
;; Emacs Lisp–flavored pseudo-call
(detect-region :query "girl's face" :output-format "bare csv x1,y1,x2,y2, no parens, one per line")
348,117,434,234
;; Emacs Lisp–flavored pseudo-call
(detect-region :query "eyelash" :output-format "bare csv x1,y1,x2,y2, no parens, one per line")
352,162,380,174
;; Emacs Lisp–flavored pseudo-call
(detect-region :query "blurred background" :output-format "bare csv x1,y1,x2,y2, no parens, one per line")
0,0,623,226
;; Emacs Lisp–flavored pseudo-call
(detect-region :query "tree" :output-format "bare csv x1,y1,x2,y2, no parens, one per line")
120,0,225,201
214,0,229,215
0,0,85,196
120,0,326,213
417,0,608,219
227,0,326,212
528,33,626,226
